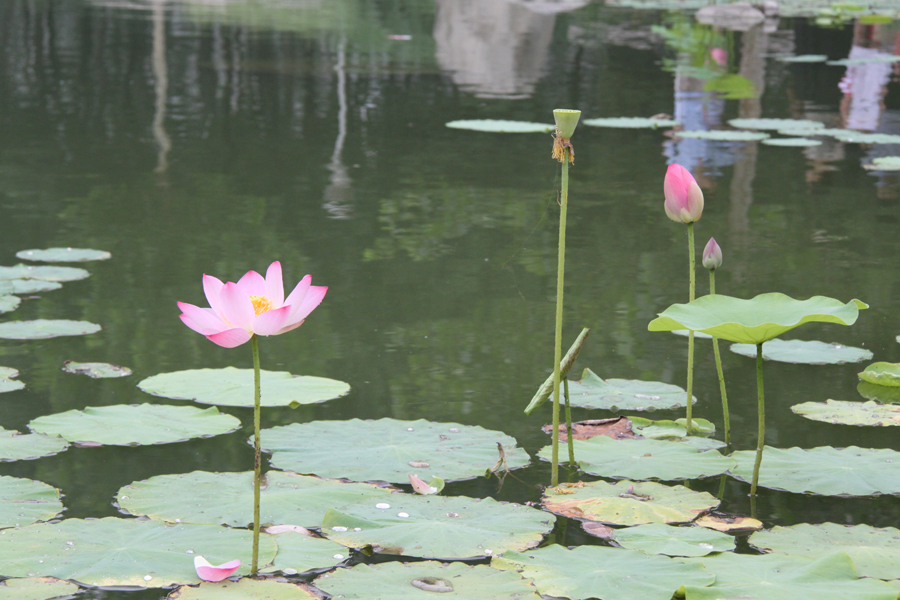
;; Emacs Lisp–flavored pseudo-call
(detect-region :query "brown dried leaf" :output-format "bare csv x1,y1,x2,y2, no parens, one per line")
695,514,763,533
541,417,636,442
581,521,615,539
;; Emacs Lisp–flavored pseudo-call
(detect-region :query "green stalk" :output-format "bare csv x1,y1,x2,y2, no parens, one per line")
551,148,569,487
564,377,575,465
251,334,262,575
751,342,765,496
709,270,731,446
685,223,696,431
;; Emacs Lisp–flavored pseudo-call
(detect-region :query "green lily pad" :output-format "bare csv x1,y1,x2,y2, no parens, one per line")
0,320,101,340
260,531,349,575
674,130,769,141
321,494,553,559
750,523,900,580
828,55,900,66
540,436,735,480
29,404,241,446
649,293,867,345
762,137,822,147
613,523,734,557
730,446,900,496
0,367,25,393
778,54,829,62
137,367,350,408
0,577,80,600
0,265,89,282
858,381,900,403
313,561,544,600
682,551,898,600
0,295,22,314
0,517,276,588
832,131,900,144
728,118,825,130
117,470,395,528
864,156,900,171
729,339,872,364
168,579,317,600
629,417,725,450
445,120,554,133
582,117,680,129
566,368,695,412
62,361,132,378
261,418,529,483
792,400,900,426
0,476,63,528
492,545,714,600
4,280,63,294
0,428,68,462
542,480,719,526
16,248,111,262
859,362,900,387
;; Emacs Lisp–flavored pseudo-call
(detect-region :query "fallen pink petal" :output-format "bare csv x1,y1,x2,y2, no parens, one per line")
409,474,438,495
194,556,241,582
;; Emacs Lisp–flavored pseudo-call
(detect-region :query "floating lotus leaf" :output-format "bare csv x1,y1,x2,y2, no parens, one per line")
588,417,725,450
0,366,24,393
674,130,769,141
792,399,900,426
728,118,825,130
0,295,21,314
612,523,734,557
0,265,89,282
62,361,132,378
565,368,695,412
857,381,900,403
750,523,900,580
762,137,822,146
864,156,900,171
682,551,898,600
313,561,543,600
859,362,900,387
832,131,900,144
117,470,395,528
492,545,714,600
730,446,900,496
29,404,240,446
16,248,111,262
0,577,80,600
542,480,719,526
649,293,867,345
260,531,349,575
828,55,900,66
322,494,552,559
168,579,317,600
0,476,63,528
695,514,762,533
729,339,872,364
0,428,68,462
0,518,276,587
262,418,528,483
582,117,680,128
778,54,828,62
4,280,62,294
672,329,713,339
445,120,554,133
0,320,101,340
540,436,734,480
138,367,349,408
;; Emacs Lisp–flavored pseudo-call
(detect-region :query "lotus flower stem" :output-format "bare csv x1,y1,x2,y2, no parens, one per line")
751,342,765,496
564,377,575,465
251,334,261,575
685,222,696,431
709,270,731,446
551,147,570,487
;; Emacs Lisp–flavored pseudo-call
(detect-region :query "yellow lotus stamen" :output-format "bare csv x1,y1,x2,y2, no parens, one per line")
249,295,274,316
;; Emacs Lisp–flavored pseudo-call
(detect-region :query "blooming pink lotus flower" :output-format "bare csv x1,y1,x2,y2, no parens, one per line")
664,164,704,224
178,261,327,348
194,556,241,582
703,237,723,270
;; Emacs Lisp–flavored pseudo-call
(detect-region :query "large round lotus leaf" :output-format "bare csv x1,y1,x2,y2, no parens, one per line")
858,381,900,403
613,523,734,557
5,280,63,294
321,494,552,559
540,436,734,480
168,579,317,600
778,54,828,62
138,367,349,408
0,295,22,314
792,400,900,426
314,561,543,600
762,137,822,147
0,367,25,393
0,265,89,282
682,551,898,600
582,117,680,128
864,156,900,171
831,131,900,144
729,339,872,364
649,293,867,345
730,446,900,496
492,545,714,600
566,368,695,412
29,404,241,446
262,419,529,483
750,523,900,580
674,130,769,141
445,120,553,133
728,118,825,130
117,470,395,528
672,329,713,339
16,248,111,262
0,428,68,462
0,476,63,528
0,577,80,600
828,55,900,66
0,518,276,587
542,480,719,526
62,361,132,378
260,531,348,575
859,362,900,387
0,320,101,340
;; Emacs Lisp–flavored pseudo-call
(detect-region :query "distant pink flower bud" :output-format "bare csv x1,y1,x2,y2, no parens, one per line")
408,474,438,495
194,556,241,582
664,164,704,224
710,48,727,66
702,237,723,270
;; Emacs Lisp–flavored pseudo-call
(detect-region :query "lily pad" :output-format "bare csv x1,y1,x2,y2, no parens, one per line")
29,404,241,446
492,545,714,600
261,418,529,483
445,120,554,133
857,381,900,403
778,54,829,62
762,137,822,147
730,446,900,496
566,368,696,412
0,366,25,393
0,295,22,313
832,131,900,144
859,362,900,387
313,561,544,600
728,118,825,130
540,436,735,480
612,523,734,557
137,367,350,408
729,339,872,364
0,428,68,462
117,470,395,528
828,55,900,66
167,579,317,600
0,577,80,600
321,495,553,559
0,476,64,528
864,156,900,171
0,517,276,587
649,293,867,345
542,480,719,526
16,248,111,262
260,531,349,575
4,280,63,294
0,265,89,282
0,320,101,340
695,514,762,533
62,361,132,378
582,117,680,129
792,399,900,426
674,130,769,141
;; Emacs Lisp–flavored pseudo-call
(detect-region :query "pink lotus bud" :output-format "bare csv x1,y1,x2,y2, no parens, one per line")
408,474,438,495
194,556,241,582
664,164,704,224
710,48,727,66
702,237,722,270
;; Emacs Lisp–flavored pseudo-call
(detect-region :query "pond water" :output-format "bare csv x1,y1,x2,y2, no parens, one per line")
2,0,900,598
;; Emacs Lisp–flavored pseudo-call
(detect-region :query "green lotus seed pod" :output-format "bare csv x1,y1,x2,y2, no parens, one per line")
553,109,581,139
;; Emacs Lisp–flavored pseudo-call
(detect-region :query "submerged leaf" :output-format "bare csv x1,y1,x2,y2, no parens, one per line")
859,362,900,387
0,476,63,528
792,399,900,426
565,368,695,412
0,320,101,340
16,247,111,262
62,361,132,378
445,120,554,133
729,339,872,364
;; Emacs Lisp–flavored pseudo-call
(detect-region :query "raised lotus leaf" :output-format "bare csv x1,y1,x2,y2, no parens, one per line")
167,579,318,600
565,368,695,411
729,339,872,364
582,117,680,128
16,248,111,262
859,362,900,387
674,130,769,141
0,265,89,282
0,428,68,462
0,476,64,528
728,118,825,130
612,523,734,557
792,399,900,426
0,366,24,393
0,577,80,600
0,320,101,340
445,120,554,133
62,361,132,378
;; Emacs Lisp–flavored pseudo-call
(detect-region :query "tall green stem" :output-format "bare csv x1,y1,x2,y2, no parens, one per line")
685,223,696,431
709,270,730,446
751,342,765,496
564,377,575,466
251,334,261,575
551,149,569,487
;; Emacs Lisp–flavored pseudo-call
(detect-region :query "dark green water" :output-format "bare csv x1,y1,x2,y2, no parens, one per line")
2,1,900,597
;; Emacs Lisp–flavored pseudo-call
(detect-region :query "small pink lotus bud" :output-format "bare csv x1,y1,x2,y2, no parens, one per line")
664,164,704,224
408,474,438,495
710,48,727,66
194,556,241,582
702,237,723,270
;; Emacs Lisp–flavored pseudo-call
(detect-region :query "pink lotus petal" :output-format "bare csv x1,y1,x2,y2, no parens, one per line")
265,261,285,307
237,270,266,298
288,285,327,323
203,275,226,320
283,274,312,312
274,319,305,335
194,556,241,582
178,302,229,335
207,327,252,348
253,305,292,336
218,282,255,331
409,474,438,495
